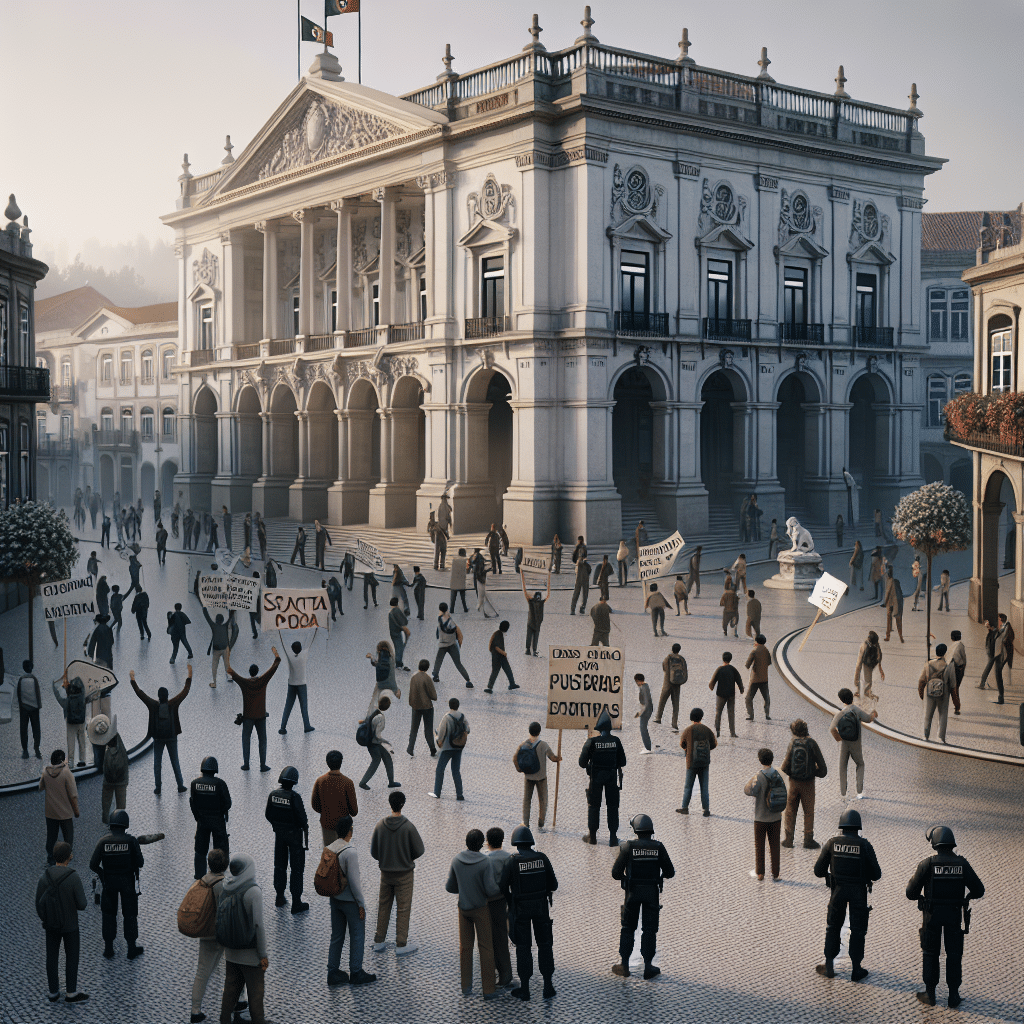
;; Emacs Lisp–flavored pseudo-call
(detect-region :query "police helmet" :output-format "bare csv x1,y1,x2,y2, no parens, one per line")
511,825,535,848
279,765,299,786
838,809,862,831
109,810,130,830
201,756,219,774
630,813,654,836
926,825,956,849
595,708,613,733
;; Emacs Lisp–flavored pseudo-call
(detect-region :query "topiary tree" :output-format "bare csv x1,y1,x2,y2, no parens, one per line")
891,482,972,658
0,500,79,661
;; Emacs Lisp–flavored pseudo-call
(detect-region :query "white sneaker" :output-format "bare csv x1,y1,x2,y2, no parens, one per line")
372,941,388,952
396,942,419,956
428,791,439,799
856,791,866,800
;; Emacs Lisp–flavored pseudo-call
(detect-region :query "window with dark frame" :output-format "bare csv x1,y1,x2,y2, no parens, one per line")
953,373,971,396
927,375,947,427
856,273,877,328
372,284,380,327
101,355,112,382
482,256,505,319
141,408,154,440
162,407,175,437
951,290,969,340
620,251,649,314
330,290,337,333
707,259,732,321
419,275,427,321
991,328,1013,393
200,305,214,349
783,267,807,324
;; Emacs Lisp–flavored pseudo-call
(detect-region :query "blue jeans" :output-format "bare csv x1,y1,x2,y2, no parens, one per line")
328,899,365,974
280,685,311,731
682,766,710,811
434,749,464,798
153,738,184,790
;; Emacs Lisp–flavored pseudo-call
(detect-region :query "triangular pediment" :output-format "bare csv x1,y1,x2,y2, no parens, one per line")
778,234,829,259
697,223,755,251
203,79,447,201
607,213,672,243
458,218,517,249
77,310,131,340
848,240,896,265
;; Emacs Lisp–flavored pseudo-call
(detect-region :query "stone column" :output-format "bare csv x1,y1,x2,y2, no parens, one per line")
261,412,271,477
416,169,458,337
295,411,307,480
221,230,244,350
256,222,278,341
331,200,352,333
376,188,398,326
327,409,350,523
293,210,314,338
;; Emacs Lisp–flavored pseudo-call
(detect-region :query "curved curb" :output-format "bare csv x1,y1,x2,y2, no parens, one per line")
772,625,1024,768
0,736,155,797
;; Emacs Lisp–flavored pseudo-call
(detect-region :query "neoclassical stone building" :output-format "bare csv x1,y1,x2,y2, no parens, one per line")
164,20,942,544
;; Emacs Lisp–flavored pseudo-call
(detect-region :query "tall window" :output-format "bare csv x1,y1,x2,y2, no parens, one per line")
930,288,970,341
199,305,214,349
101,354,112,382
927,374,947,427
0,423,8,505
783,267,807,324
37,413,46,444
61,359,71,385
0,302,7,364
141,408,154,441
60,415,71,444
620,251,649,314
120,352,133,383
19,307,28,362
162,350,174,379
291,296,300,336
330,290,338,333
991,328,1013,393
141,350,153,381
121,408,133,437
162,407,175,437
372,284,380,327
419,275,427,321
19,421,29,498
482,256,505,319
707,259,732,321
101,408,114,432
856,273,877,328
951,290,969,340
953,373,971,396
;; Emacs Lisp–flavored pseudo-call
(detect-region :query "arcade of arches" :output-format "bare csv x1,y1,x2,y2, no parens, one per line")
970,466,1022,638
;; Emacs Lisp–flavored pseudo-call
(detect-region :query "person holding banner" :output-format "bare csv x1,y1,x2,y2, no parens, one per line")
579,709,627,846
520,572,550,657
279,634,316,735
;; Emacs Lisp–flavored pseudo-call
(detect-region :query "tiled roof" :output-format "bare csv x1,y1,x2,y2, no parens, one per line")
35,285,112,333
922,205,1022,252
102,301,178,326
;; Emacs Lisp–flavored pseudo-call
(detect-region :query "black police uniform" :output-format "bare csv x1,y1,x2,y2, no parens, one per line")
265,786,308,902
813,832,882,968
906,850,984,994
579,724,627,841
500,850,559,986
89,829,145,952
190,772,232,879
611,836,675,966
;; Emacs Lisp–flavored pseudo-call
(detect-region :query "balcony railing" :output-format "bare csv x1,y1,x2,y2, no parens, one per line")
36,437,76,457
948,429,1024,460
703,317,752,342
346,328,377,348
140,374,155,385
388,322,425,344
614,311,669,337
307,334,337,353
778,322,826,343
233,343,260,360
94,428,139,453
0,365,50,400
465,316,511,339
852,326,895,348
268,338,296,357
119,375,133,385
189,349,215,367
49,383,77,404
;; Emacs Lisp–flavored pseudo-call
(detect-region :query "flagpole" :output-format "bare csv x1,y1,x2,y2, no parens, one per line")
358,8,361,83
297,0,301,80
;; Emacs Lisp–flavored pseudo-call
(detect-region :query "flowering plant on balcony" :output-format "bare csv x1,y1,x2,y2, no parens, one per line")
943,391,991,438
984,392,1024,446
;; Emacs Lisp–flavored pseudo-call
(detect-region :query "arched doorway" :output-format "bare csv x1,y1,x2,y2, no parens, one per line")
269,385,298,482
379,374,426,527
99,454,114,501
700,369,745,504
979,470,1017,625
848,372,891,515
237,387,262,481
140,462,155,505
486,372,513,510
194,388,218,477
299,381,337,521
613,366,663,503
775,372,821,507
459,368,515,531
950,459,971,497
161,461,177,503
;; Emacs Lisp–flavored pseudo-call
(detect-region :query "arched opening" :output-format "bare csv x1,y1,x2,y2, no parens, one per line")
392,374,426,491
194,388,218,476
237,387,262,480
269,385,298,481
99,454,115,501
700,369,745,504
848,372,891,516
613,366,659,503
980,470,1017,624
161,461,177,503
119,455,134,503
486,371,513,509
921,453,944,484
776,372,818,507
459,367,516,530
140,463,156,505
348,380,381,488
307,382,338,484
950,459,971,497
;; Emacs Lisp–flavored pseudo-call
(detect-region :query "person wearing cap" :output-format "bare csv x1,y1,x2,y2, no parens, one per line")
906,826,985,1008
579,708,627,846
129,665,192,794
190,756,232,879
89,809,145,961
88,714,129,824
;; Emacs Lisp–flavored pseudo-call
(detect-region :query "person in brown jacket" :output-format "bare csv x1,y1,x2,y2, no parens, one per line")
406,659,438,757
779,719,828,849
744,590,762,639
676,707,717,815
225,646,281,772
40,750,81,865
744,635,771,721
129,665,192,794
672,574,690,615
310,750,359,846
654,644,687,731
720,585,739,638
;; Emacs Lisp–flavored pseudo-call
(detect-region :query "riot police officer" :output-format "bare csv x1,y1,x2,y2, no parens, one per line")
610,813,675,979
264,765,309,914
88,810,145,960
905,825,985,1008
579,708,627,846
189,755,231,879
499,825,559,1002
812,809,882,981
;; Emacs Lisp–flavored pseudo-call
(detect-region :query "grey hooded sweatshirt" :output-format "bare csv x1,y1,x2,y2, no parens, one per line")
220,854,267,966
445,849,500,911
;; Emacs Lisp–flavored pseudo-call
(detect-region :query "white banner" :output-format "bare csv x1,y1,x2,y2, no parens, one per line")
809,572,848,616
546,645,623,730
261,588,329,629
199,574,261,613
354,539,385,573
638,531,685,582
40,574,96,621
64,659,119,702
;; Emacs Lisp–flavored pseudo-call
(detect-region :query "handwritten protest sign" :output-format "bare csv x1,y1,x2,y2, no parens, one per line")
809,572,848,615
353,539,385,573
545,646,623,730
41,575,96,621
261,588,329,629
64,659,119,702
638,531,685,581
199,574,261,613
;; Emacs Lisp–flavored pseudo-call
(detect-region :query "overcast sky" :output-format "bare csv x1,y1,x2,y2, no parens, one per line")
2,0,1022,258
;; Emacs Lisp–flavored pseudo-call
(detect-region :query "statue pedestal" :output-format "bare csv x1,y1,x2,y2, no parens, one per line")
763,550,823,590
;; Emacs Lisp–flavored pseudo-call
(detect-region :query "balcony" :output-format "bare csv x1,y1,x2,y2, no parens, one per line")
49,383,77,404
388,322,425,344
702,317,752,342
140,374,155,385
37,437,76,458
189,349,215,367
94,428,139,453
233,343,260,360
0,365,50,401
346,328,378,348
852,326,894,348
466,316,511,340
778,322,825,343
614,311,669,338
306,334,337,353
268,338,296,357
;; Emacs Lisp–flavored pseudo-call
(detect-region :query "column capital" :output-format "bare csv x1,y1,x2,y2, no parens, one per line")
373,185,403,203
334,408,350,421
330,198,352,213
292,209,309,223
255,220,278,234
294,410,308,421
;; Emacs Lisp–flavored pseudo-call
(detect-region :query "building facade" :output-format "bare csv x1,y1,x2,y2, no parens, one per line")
164,25,943,544
35,289,181,509
0,194,48,508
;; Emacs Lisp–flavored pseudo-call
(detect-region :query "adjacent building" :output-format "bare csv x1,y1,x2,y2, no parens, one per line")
163,21,944,544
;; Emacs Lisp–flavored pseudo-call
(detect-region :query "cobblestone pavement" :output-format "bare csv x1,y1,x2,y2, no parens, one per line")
1,528,1020,1023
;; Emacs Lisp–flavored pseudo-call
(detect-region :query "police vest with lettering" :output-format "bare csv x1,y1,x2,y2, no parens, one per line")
829,836,866,884
591,738,620,772
626,839,663,886
100,837,134,873
192,779,224,817
511,853,551,903
266,789,299,830
927,855,968,905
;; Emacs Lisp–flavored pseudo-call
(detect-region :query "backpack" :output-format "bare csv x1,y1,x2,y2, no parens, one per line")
37,872,69,931
515,741,541,775
177,878,218,938
669,656,687,686
66,682,87,725
836,708,860,742
154,702,173,740
862,643,880,669
447,713,467,748
788,738,813,781
215,880,257,949
690,725,711,768
926,666,946,700
313,846,349,898
761,769,788,813
355,709,379,747
103,738,129,783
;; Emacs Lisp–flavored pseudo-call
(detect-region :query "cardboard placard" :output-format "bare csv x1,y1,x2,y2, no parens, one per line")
354,539,385,573
546,645,623,730
199,574,261,612
638,531,685,582
64,659,119,702
40,574,96,621
261,588,329,629
809,572,848,616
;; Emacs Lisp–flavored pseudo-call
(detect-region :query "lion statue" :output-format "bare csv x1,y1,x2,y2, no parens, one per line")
785,517,816,554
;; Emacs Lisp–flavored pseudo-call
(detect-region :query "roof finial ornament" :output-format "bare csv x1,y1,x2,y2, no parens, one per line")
222,135,235,165
529,13,543,46
576,5,598,44
180,153,192,179
907,82,922,118
677,28,695,65
4,194,22,224
441,43,455,76
756,46,774,82
834,65,849,98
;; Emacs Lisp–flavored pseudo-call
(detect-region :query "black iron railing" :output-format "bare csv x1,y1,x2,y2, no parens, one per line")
0,365,50,400
465,316,511,339
852,326,894,347
614,311,669,337
778,322,825,342
702,317,752,341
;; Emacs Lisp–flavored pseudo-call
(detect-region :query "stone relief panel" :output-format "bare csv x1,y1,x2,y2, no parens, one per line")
849,199,890,250
315,228,337,276
610,164,664,223
778,188,823,246
192,248,218,288
698,178,748,235
467,174,514,225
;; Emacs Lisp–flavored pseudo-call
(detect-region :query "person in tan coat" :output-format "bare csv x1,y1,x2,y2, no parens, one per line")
407,659,438,757
720,586,739,638
40,751,80,865
853,631,884,699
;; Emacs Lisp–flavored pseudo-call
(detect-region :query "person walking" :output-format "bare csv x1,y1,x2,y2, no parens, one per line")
835,514,844,548
812,809,881,983
485,524,503,576
279,634,315,734
514,722,561,831
95,575,110,617
448,549,469,613
406,660,438,758
310,750,358,847
745,589,762,639
53,674,89,767
445,829,500,999
645,584,669,637
87,614,114,669
326,815,377,986
365,640,401,719
182,510,193,551
869,547,883,601
16,660,42,759
431,698,469,800
388,598,411,671
36,841,89,1005
780,719,828,849
709,652,743,738
256,512,267,563
485,621,519,693
168,603,194,665
677,707,716,815
589,593,613,646
484,828,514,990
550,534,563,574
225,647,281,773
475,558,498,617
596,555,614,601
720,584,739,639
216,853,269,1024
189,756,231,880
428,512,448,572
204,517,219,554
388,562,410,615
730,553,747,593
411,566,426,620
131,588,152,641
129,666,191,794
324,573,343,623
948,630,966,714
313,520,332,571
673,574,689,615
910,555,923,611
686,545,702,597
853,630,884,699
883,566,904,643
156,521,168,565
570,553,591,616
521,571,550,657
633,673,657,754
369,789,424,955
203,608,232,687
936,568,951,611
830,688,877,799
918,643,958,743
432,603,473,688
89,809,145,960
743,748,787,881
993,613,1012,704
654,644,687,731
361,568,379,609
109,585,124,634
579,708,626,846
39,750,80,865
744,634,772,721
243,511,252,553
616,540,630,587
290,524,307,566
101,513,111,548
848,540,864,591
359,696,401,791
264,765,309,914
